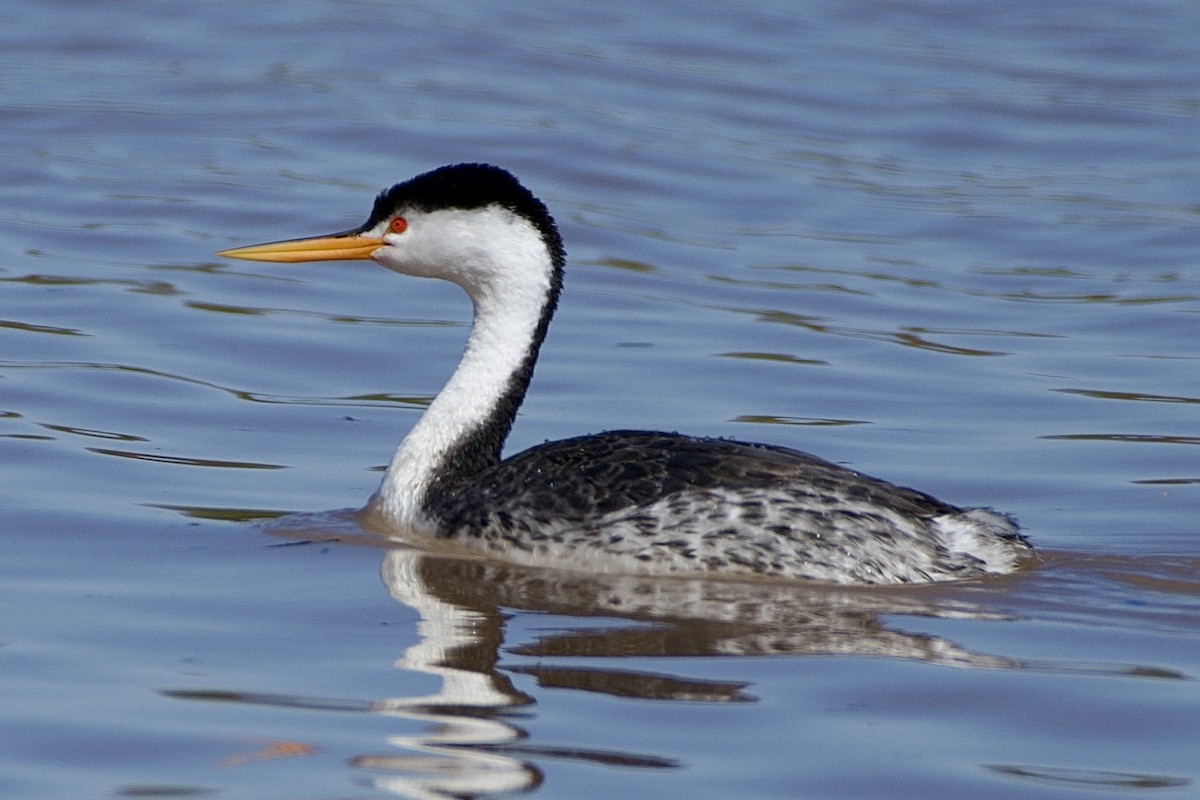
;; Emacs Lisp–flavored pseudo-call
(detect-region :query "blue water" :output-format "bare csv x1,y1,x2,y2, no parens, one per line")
2,1,1198,797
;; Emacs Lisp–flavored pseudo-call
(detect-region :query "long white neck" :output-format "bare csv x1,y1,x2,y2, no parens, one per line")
365,211,557,533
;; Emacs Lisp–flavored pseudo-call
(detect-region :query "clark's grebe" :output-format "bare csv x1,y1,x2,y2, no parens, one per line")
219,163,1033,584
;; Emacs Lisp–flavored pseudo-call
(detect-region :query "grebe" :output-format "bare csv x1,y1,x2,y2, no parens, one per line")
219,163,1033,584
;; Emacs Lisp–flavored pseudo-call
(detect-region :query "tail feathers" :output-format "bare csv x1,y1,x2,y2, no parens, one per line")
934,507,1033,575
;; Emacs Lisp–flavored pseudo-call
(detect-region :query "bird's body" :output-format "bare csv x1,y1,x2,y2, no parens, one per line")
220,163,1033,584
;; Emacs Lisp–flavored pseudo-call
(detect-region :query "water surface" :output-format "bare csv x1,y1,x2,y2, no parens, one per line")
2,1,1198,797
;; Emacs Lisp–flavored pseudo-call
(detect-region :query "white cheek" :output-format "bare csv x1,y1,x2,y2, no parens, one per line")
372,231,437,277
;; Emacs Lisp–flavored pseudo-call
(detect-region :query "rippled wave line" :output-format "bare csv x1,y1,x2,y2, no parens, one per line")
0,359,431,409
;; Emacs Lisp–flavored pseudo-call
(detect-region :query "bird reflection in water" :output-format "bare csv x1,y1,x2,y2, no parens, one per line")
328,523,1019,799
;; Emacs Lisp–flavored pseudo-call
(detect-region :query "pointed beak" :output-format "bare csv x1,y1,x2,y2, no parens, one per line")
217,231,386,263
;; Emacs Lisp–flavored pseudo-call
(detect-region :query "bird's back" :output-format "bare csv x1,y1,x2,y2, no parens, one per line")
423,431,1032,584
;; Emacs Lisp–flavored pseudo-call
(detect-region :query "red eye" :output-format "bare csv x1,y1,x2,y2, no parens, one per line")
389,217,408,234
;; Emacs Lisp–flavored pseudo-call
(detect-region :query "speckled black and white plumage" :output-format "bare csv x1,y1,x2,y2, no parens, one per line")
419,430,1029,583
222,163,1034,584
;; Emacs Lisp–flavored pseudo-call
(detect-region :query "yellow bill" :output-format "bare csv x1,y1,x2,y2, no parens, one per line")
217,233,385,263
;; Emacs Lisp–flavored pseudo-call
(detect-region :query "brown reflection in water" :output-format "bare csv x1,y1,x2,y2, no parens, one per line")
741,307,1030,355
40,423,148,441
86,446,286,470
1041,433,1200,446
732,414,868,426
0,359,430,410
985,764,1190,791
717,350,829,366
1053,387,1200,405
0,319,85,336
